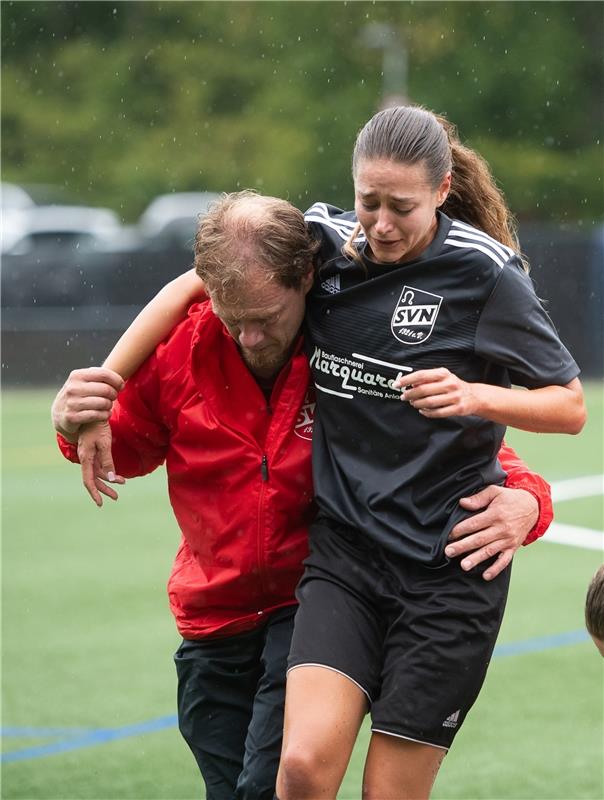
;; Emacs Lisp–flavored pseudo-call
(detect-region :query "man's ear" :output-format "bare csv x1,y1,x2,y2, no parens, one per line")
301,266,315,294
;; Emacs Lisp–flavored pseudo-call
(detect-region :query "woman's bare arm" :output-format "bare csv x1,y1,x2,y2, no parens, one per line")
104,268,206,379
396,370,586,435
55,269,206,505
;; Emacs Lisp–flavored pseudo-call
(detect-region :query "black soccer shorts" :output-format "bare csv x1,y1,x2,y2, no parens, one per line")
287,516,511,749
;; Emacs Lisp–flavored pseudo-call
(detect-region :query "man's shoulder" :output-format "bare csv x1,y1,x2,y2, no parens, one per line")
150,300,215,382
158,300,213,350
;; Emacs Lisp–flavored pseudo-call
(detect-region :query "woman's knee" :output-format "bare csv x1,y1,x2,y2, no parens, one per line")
276,745,334,799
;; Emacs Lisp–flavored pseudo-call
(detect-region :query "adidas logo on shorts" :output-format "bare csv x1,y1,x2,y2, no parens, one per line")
442,709,460,728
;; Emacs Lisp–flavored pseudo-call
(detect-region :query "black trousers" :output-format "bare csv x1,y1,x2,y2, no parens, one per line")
174,606,295,800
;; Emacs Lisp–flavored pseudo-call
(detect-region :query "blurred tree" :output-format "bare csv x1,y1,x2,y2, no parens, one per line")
2,1,602,223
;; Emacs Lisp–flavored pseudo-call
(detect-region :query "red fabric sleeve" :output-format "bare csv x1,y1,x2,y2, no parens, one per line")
55,353,170,478
106,354,170,477
57,433,79,463
498,440,553,545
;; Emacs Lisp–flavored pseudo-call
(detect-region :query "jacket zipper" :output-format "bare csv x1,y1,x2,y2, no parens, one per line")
260,454,269,481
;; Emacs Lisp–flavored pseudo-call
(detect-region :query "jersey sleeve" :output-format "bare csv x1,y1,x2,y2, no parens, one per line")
498,440,553,545
304,203,359,256
475,257,580,388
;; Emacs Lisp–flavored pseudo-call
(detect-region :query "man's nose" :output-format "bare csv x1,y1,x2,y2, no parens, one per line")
238,324,265,348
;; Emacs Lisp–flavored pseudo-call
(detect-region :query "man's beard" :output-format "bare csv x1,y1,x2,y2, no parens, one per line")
241,345,286,378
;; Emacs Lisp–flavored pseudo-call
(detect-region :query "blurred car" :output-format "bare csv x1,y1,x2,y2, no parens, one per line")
138,191,220,248
4,205,122,255
1,182,35,211
2,191,221,309
1,182,36,254
1,205,125,307
76,191,222,308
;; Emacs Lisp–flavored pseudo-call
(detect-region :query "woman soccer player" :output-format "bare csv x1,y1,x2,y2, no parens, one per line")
274,106,584,799
68,106,585,799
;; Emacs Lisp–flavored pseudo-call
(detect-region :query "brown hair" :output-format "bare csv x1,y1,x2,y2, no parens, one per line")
344,105,523,264
586,564,604,642
194,190,319,301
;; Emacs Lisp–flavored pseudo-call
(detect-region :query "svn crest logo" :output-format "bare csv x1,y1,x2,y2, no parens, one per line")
294,390,315,441
391,285,443,345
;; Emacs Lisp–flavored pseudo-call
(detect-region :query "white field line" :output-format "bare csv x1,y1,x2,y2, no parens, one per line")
544,523,603,551
542,475,603,551
550,474,604,502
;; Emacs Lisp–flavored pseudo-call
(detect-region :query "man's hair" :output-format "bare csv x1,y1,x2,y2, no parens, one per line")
585,564,604,641
193,190,319,301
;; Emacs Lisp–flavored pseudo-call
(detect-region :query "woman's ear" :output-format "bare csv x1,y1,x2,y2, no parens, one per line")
436,171,452,207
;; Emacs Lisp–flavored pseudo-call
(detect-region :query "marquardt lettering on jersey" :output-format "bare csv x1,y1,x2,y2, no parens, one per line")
309,346,412,401
294,390,315,440
391,286,443,345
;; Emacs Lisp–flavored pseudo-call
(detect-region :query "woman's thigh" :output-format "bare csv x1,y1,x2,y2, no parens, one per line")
278,665,367,798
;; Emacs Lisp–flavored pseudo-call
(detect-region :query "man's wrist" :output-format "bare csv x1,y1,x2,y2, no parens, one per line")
509,483,543,545
55,424,79,444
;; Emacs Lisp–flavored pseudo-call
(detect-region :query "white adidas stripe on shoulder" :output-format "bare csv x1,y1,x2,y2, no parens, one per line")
305,202,357,230
305,202,357,228
305,203,365,243
449,222,514,258
444,237,505,268
451,219,514,255
304,213,365,242
445,222,516,269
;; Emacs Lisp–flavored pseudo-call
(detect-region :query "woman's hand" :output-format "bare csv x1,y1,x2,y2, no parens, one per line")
395,368,481,417
395,370,586,433
77,421,125,507
445,485,538,580
51,367,124,441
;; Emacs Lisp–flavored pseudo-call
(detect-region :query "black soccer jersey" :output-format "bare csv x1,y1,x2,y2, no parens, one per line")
303,203,579,564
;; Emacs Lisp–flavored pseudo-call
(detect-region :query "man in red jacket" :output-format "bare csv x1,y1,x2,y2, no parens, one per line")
52,192,552,800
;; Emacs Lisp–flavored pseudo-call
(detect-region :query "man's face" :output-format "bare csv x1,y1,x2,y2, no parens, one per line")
211,265,313,379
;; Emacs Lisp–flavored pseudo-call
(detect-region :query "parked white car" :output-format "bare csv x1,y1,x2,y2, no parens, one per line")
1,182,36,253
138,191,220,247
3,205,123,256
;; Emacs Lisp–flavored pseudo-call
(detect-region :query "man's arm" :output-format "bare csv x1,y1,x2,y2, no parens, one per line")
53,361,170,506
445,441,553,581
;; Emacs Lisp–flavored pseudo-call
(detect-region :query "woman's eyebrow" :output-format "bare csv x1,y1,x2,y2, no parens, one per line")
357,189,415,203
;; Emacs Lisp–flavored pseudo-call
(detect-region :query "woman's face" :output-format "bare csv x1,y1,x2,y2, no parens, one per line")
354,158,451,264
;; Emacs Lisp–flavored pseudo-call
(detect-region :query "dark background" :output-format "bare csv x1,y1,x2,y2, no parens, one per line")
2,1,602,384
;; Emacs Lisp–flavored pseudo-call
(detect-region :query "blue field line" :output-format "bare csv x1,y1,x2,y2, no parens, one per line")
1,715,177,763
493,628,589,656
1,629,591,763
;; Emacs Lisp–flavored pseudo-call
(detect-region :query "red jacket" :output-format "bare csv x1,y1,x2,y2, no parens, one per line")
58,301,552,639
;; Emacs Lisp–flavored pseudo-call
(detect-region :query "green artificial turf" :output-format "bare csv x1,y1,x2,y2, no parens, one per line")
2,385,602,799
